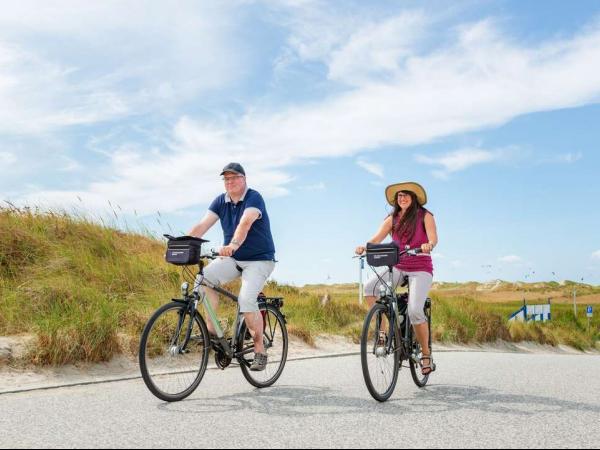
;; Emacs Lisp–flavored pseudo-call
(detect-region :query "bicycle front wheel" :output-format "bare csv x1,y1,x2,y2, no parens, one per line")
237,305,288,388
361,303,400,402
139,301,210,402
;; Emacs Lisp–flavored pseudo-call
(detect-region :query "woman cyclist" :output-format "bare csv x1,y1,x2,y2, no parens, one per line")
355,182,438,375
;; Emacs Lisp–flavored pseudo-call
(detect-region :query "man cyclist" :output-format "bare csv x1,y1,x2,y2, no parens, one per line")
189,162,276,371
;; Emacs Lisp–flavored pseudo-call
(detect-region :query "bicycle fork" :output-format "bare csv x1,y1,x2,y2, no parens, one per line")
170,298,198,356
373,300,399,357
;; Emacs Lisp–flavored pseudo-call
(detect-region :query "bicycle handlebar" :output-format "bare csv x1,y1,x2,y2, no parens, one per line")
353,246,424,259
402,247,424,257
200,250,220,259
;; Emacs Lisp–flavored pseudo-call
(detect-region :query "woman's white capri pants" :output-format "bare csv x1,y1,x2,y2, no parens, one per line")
363,268,433,325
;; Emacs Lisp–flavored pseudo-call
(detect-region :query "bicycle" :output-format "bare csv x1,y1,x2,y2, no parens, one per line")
139,235,288,402
357,243,434,402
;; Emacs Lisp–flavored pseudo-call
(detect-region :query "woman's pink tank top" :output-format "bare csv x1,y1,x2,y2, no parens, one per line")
392,208,434,275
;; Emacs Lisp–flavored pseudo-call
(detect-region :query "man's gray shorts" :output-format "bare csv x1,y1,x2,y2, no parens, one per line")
202,257,276,313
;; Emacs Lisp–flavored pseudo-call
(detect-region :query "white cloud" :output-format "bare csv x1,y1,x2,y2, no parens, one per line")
356,158,384,178
58,156,83,172
328,12,428,86
273,1,359,66
13,8,600,215
18,136,294,215
499,255,522,264
560,152,583,163
299,182,326,191
274,4,431,87
543,152,584,164
415,148,503,179
0,1,249,134
592,250,600,260
0,152,16,165
450,260,463,269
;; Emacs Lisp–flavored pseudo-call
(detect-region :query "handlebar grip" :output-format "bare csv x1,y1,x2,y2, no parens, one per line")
404,247,423,256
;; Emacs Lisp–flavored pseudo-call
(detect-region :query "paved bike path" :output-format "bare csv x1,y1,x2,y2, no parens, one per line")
1,351,599,448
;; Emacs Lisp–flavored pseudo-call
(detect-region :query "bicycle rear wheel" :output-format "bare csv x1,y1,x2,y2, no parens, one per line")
139,301,210,402
238,305,288,388
361,303,400,402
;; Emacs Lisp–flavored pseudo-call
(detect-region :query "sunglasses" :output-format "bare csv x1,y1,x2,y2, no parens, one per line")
222,175,245,182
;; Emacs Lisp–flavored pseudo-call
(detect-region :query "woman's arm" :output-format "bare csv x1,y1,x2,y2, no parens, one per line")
422,212,438,254
355,216,393,254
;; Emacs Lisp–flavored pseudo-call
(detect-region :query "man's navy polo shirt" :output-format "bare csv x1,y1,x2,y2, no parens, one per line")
208,188,276,261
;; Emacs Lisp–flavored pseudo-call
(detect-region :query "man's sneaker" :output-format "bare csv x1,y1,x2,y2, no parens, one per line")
250,352,268,371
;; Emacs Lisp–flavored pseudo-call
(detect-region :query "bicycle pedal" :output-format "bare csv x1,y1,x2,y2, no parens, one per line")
209,336,222,350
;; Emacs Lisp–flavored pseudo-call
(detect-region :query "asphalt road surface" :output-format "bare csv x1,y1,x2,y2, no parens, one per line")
2,351,599,448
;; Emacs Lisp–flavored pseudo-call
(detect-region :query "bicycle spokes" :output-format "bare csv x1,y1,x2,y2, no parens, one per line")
238,306,288,388
140,303,210,401
361,305,399,402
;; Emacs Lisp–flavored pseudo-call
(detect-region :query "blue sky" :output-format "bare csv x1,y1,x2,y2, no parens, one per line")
1,0,599,285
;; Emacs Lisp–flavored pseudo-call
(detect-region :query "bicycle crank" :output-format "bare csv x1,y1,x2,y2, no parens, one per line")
215,349,232,370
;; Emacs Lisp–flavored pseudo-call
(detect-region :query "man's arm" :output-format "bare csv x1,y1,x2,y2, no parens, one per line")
219,209,260,256
188,211,219,238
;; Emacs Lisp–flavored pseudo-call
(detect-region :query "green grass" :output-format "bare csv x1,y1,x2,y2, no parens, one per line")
0,207,178,365
429,297,600,350
0,207,598,366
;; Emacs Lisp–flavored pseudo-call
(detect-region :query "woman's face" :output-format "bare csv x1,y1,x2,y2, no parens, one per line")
396,191,413,210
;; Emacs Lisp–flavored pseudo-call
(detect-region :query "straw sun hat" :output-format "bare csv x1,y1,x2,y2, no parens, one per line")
385,182,427,206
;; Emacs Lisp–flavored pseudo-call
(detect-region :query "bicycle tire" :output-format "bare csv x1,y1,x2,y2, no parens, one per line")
361,302,400,402
139,301,210,402
237,305,288,388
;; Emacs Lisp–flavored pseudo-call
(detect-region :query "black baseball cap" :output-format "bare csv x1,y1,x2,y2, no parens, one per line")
220,162,246,176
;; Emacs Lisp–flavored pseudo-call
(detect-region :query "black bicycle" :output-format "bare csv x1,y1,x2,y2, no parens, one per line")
358,243,434,402
139,235,288,402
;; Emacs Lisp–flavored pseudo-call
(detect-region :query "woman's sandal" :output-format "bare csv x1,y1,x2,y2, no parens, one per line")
420,354,436,376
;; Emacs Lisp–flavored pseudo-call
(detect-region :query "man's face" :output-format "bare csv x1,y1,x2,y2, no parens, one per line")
222,171,246,196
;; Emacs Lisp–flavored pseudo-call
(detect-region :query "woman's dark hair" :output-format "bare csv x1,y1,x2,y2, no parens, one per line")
390,190,426,241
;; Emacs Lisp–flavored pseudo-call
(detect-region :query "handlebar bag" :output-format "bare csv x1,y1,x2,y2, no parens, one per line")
165,236,208,266
366,242,399,267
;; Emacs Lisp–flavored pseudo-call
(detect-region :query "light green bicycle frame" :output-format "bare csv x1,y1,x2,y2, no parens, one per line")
192,271,245,356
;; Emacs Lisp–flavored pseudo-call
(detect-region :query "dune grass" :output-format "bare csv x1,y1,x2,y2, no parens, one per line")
0,206,598,366
429,297,600,350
